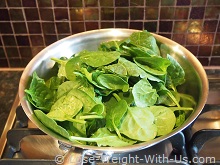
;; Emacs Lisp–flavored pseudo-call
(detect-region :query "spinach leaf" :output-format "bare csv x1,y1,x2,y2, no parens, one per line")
166,54,185,90
25,72,55,112
104,63,127,76
47,94,84,123
79,50,120,67
129,30,160,56
51,57,67,78
134,56,171,76
106,99,127,132
119,107,157,141
132,78,158,107
97,74,129,92
148,106,176,136
34,110,70,138
70,127,133,147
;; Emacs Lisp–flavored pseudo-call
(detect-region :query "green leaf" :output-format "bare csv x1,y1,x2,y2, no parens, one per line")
104,63,127,76
70,127,134,147
97,74,129,92
119,107,157,141
34,110,70,139
149,106,176,136
166,54,185,90
106,99,128,131
134,56,171,76
132,78,158,107
25,72,55,112
79,50,120,67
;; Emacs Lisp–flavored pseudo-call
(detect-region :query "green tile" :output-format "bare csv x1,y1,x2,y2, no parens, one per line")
100,0,113,6
84,8,99,20
161,0,175,6
160,7,175,19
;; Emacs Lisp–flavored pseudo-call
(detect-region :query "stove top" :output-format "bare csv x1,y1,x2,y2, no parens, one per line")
0,67,220,165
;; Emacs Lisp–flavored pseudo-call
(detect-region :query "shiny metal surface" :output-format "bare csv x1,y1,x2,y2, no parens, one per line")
18,28,209,153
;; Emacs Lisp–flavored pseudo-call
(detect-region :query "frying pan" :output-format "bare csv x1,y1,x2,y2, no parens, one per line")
19,29,208,164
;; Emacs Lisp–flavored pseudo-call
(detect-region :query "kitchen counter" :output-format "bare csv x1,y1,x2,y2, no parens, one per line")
0,70,23,137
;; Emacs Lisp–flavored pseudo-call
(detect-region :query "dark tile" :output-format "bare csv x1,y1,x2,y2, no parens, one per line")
25,9,40,21
42,22,56,34
2,35,16,46
58,35,69,40
5,47,20,58
160,7,174,19
190,7,205,19
85,0,98,7
214,33,220,44
115,8,129,20
130,7,144,20
22,0,36,7
130,22,143,30
0,1,6,7
38,0,52,7
176,0,190,6
144,21,157,32
161,0,175,6
19,47,32,58
20,57,33,67
28,22,42,34
13,22,27,34
101,8,114,20
207,0,220,5
175,7,189,19
198,46,212,56
0,47,5,57
0,59,9,67
85,22,99,30
30,35,44,46
31,46,44,56
115,0,128,6
0,9,10,21
101,22,114,28
39,9,54,21
54,8,68,20
71,22,85,34
185,46,198,56
205,7,220,19
70,8,84,21
56,22,70,33
210,57,220,66
159,21,173,32
53,0,67,7
100,0,113,6
198,57,209,66
158,33,172,39
145,7,159,20
0,38,2,46
186,33,200,45
9,58,24,67
84,8,99,20
212,46,220,56
9,9,24,21
203,20,218,32
146,0,160,6
0,23,13,34
44,35,57,46
173,21,188,33
6,0,21,7
130,0,144,6
69,0,83,7
16,35,30,46
172,34,186,45
191,0,206,5
200,33,214,45
115,21,128,28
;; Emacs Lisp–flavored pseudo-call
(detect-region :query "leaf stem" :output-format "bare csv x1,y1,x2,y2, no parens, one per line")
112,93,121,102
67,118,86,124
79,115,104,120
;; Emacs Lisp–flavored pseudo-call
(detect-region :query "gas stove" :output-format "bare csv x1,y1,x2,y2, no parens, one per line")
0,67,219,165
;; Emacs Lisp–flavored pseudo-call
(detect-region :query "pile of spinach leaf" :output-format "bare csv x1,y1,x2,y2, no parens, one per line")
25,30,196,147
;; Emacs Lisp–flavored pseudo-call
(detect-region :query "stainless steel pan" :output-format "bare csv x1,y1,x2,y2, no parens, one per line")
19,29,209,164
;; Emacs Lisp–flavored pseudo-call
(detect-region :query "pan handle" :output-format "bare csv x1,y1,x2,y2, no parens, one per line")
60,147,86,165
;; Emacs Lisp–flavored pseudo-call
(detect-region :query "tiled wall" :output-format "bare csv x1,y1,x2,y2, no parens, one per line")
0,0,220,67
